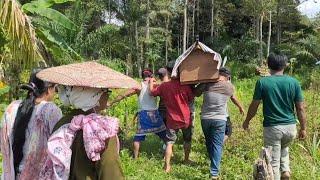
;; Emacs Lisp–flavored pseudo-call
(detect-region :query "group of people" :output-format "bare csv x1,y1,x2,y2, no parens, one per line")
0,52,307,180
130,61,244,177
129,53,306,180
1,69,124,179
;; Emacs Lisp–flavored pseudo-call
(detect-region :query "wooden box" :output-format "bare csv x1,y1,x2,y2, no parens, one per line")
179,49,219,85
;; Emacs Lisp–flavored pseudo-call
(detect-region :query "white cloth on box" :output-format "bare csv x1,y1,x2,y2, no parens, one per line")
171,41,222,77
58,86,103,112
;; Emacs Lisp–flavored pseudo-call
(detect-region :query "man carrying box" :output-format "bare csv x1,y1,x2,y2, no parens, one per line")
149,62,194,173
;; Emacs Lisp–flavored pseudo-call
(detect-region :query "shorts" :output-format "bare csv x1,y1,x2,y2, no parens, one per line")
159,109,167,125
166,125,193,144
225,116,232,137
133,130,167,142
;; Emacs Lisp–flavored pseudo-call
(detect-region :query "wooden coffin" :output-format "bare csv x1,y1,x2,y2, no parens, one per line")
179,49,219,85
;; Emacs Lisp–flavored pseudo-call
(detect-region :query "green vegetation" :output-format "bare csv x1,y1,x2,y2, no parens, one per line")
107,79,320,179
0,0,320,179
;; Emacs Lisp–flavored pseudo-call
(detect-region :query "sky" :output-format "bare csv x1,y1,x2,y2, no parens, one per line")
298,0,320,18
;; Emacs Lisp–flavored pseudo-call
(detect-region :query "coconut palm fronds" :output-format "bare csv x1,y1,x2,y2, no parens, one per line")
0,0,42,69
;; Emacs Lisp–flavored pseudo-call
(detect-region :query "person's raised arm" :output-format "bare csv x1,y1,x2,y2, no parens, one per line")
230,95,245,115
108,89,138,108
295,101,307,140
149,78,161,97
193,83,206,97
242,100,260,130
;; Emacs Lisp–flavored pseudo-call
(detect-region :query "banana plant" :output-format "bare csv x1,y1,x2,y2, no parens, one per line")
0,0,79,98
22,0,81,62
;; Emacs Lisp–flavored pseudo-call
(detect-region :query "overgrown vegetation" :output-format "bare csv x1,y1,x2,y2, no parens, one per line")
0,0,320,179
107,79,320,179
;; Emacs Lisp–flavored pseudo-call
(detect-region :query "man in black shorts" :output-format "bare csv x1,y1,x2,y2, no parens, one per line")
219,68,245,142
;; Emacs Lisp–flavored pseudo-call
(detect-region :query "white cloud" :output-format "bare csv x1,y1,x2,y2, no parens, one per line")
298,0,320,18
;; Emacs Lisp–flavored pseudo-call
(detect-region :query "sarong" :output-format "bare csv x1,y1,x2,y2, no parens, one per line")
136,110,166,136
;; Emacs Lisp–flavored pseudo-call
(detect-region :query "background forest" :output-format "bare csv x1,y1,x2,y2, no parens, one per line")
1,0,320,179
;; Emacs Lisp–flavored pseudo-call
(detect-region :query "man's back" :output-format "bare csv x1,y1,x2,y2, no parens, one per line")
151,79,194,129
253,75,303,127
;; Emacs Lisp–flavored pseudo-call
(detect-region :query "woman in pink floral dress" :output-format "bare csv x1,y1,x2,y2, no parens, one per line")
0,69,62,179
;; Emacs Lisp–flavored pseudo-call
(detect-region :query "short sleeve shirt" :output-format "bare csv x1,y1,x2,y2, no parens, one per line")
195,81,234,120
151,79,194,129
253,75,303,127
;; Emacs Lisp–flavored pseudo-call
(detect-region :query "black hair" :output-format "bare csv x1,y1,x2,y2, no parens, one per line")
219,67,231,77
267,53,288,71
12,69,51,174
142,69,153,79
166,61,175,73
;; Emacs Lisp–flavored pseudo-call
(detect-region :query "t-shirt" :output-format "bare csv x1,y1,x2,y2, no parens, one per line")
253,75,304,127
150,79,194,129
196,81,234,120
138,81,158,111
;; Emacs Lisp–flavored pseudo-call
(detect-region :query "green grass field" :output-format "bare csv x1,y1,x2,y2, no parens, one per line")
109,79,320,179
0,79,319,179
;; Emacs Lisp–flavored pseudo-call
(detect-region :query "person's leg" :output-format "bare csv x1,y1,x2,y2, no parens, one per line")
224,117,232,143
201,119,213,162
182,125,193,163
155,130,167,142
280,125,297,178
210,120,226,177
264,126,283,180
133,135,145,159
164,143,174,172
163,129,177,172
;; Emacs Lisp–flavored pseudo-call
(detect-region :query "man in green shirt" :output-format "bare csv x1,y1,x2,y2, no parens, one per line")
243,53,307,180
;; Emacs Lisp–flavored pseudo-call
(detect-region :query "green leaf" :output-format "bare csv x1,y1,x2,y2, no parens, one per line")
53,0,75,4
0,86,9,96
33,7,77,31
36,28,81,59
22,1,54,12
22,0,75,10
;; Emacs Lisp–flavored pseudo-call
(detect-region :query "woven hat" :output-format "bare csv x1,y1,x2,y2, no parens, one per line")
36,61,141,89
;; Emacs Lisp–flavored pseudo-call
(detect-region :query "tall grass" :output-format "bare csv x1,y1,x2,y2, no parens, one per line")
108,78,320,179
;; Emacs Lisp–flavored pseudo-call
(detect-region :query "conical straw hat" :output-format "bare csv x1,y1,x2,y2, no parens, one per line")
37,61,141,89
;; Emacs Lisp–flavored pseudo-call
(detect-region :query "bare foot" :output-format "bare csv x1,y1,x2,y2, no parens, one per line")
163,164,171,173
281,171,290,180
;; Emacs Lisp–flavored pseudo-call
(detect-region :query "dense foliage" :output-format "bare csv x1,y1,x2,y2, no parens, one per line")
1,0,320,79
0,0,320,178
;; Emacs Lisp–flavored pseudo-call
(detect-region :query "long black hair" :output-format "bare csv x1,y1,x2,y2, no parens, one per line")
12,69,52,174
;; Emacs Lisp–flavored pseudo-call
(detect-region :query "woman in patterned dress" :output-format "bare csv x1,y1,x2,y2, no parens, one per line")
0,69,62,179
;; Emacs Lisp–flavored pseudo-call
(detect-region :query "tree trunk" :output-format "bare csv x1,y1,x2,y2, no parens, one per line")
165,17,169,65
183,0,188,52
140,43,144,74
210,0,214,40
178,34,180,56
192,1,195,42
135,21,142,78
126,53,133,76
187,15,190,47
276,3,281,44
255,16,260,41
108,0,111,24
267,11,272,57
197,0,200,38
145,0,150,68
259,13,264,65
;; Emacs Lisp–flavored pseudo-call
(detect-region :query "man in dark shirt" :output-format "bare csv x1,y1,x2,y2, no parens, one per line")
243,53,307,180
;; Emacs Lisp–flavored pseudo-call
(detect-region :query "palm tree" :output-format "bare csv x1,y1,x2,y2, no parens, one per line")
0,0,78,98
0,0,42,69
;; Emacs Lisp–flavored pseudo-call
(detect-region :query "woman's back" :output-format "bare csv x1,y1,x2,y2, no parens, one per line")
0,100,62,179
